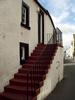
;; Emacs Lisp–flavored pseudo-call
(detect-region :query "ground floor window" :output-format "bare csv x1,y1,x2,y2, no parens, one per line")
20,42,29,65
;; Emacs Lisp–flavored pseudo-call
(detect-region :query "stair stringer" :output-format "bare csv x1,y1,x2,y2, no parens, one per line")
37,46,63,100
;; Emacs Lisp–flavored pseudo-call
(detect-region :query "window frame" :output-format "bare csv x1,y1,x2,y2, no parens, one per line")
20,42,29,65
21,1,30,30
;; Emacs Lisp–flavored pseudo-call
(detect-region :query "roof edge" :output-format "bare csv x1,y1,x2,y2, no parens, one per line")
34,0,56,29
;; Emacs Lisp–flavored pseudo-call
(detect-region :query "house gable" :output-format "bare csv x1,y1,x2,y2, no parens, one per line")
34,0,56,30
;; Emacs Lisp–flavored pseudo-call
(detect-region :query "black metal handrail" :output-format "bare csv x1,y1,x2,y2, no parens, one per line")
26,31,62,100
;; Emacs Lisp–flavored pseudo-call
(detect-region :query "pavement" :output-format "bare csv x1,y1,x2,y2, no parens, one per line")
64,63,75,66
44,63,75,100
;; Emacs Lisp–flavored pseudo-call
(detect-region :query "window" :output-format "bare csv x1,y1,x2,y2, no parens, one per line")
21,1,30,30
20,42,29,65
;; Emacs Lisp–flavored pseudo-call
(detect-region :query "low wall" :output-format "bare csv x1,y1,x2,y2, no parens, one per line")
37,46,63,100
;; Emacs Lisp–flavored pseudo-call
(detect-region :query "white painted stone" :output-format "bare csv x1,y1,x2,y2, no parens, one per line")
37,47,63,100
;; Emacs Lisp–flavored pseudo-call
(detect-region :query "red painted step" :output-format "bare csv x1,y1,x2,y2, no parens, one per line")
25,60,51,64
22,63,49,67
19,68,48,75
22,66,50,71
31,52,54,56
10,78,43,87
14,73,46,81
29,56,52,60
4,85,40,95
0,92,37,100
26,59,50,62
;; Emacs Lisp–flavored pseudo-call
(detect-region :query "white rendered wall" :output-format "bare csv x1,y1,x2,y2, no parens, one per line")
0,0,21,92
0,0,38,91
37,46,64,100
0,0,55,92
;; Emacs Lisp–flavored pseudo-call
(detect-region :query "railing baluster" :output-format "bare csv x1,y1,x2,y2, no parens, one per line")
31,68,33,96
26,31,62,99
27,72,28,100
37,64,39,84
33,64,34,94
34,64,36,92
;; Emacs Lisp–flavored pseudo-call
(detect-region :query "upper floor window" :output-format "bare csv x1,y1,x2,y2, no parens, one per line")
21,1,30,30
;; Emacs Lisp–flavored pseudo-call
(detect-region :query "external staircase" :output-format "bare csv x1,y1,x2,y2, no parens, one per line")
0,43,58,100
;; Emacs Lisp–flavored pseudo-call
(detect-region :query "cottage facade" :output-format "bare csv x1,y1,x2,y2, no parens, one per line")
0,0,63,100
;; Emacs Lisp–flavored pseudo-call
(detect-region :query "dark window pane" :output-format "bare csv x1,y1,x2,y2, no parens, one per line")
21,1,30,29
